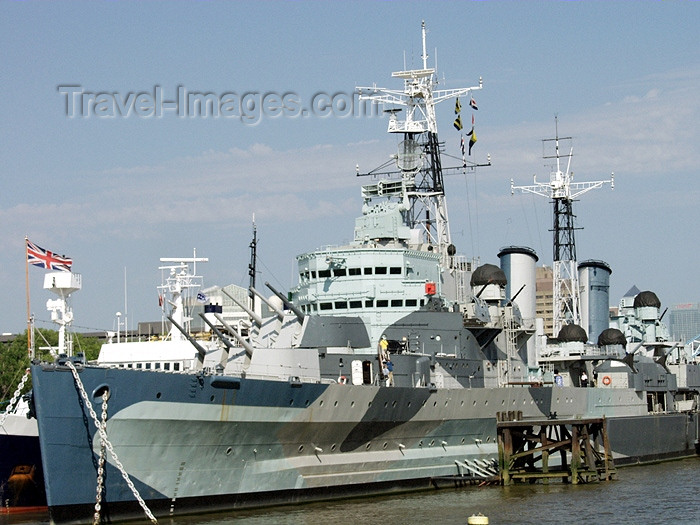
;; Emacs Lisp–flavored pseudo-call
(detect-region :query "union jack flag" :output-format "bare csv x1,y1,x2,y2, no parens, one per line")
26,239,73,271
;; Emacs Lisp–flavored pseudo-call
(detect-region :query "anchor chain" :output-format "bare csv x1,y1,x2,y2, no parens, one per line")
65,361,157,524
93,390,108,525
0,368,31,428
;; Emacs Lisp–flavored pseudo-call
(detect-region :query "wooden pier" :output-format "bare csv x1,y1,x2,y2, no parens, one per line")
497,414,615,485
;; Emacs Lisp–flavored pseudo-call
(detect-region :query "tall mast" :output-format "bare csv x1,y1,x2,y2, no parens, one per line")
248,217,257,307
421,20,428,70
356,21,483,266
511,118,614,337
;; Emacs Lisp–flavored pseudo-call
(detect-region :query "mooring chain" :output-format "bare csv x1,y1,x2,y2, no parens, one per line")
93,390,108,525
65,361,158,524
0,368,31,428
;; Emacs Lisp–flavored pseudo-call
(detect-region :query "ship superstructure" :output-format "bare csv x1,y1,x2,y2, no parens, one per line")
292,20,487,346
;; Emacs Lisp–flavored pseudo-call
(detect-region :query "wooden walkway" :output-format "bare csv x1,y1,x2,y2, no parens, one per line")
497,414,616,485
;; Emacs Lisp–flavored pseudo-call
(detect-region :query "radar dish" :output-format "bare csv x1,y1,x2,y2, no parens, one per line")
396,139,421,172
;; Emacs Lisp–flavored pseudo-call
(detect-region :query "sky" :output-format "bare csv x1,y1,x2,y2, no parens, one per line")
1,1,698,336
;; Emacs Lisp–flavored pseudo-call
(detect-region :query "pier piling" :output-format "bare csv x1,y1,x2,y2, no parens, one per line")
497,415,615,485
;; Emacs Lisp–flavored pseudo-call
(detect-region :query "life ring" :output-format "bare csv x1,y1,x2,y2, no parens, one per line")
338,375,347,385
602,375,612,386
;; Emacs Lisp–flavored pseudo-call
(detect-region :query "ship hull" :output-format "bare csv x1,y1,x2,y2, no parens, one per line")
31,363,698,524
607,412,699,465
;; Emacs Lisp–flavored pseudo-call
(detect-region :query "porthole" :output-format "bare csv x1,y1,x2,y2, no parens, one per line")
156,392,162,399
429,440,435,447
298,445,304,453
320,400,324,407
351,401,355,407
331,443,336,451
366,443,371,450
383,442,388,449
334,400,338,407
225,447,233,456
210,395,215,402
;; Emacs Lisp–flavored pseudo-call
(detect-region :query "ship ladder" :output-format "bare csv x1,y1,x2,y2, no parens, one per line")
0,368,31,429
455,458,499,479
474,458,499,476
65,361,158,524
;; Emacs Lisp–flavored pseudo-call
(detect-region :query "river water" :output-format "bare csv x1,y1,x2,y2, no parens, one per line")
3,458,698,525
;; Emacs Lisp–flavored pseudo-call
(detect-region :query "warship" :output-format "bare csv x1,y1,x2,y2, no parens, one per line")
28,22,699,524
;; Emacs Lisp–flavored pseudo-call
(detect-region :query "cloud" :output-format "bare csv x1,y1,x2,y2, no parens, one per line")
0,139,389,250
475,65,700,196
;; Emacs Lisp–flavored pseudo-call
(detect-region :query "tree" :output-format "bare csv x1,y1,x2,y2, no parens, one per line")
0,330,103,404
0,331,43,403
73,333,103,361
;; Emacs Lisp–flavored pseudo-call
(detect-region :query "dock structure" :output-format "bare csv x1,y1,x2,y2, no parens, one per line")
497,414,615,485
